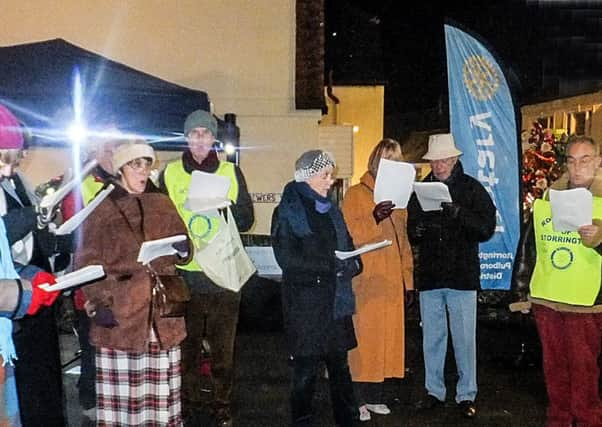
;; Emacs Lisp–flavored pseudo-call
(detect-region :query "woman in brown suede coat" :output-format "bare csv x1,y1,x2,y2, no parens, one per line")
342,138,414,421
75,140,190,426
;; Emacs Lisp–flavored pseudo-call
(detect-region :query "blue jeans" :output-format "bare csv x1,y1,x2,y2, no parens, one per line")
419,289,477,403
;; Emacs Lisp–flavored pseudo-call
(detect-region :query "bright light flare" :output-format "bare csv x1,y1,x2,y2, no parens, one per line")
224,143,236,155
67,122,87,144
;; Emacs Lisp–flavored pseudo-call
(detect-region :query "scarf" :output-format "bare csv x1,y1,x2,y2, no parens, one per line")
277,181,357,318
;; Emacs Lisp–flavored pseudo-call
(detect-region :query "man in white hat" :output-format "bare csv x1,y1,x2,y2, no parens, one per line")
407,133,496,419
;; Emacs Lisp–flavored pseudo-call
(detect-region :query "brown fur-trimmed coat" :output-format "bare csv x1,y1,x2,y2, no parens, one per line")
75,184,190,352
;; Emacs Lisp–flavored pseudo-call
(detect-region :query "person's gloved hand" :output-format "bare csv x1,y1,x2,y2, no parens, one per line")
27,271,60,315
0,318,17,366
372,201,395,224
36,228,75,257
441,202,461,219
336,257,362,280
405,289,416,308
172,239,189,257
92,306,119,329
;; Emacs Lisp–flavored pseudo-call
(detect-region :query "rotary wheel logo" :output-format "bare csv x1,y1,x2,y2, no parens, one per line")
550,247,574,270
462,55,500,101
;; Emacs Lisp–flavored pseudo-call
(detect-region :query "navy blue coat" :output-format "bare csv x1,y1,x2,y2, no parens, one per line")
271,195,357,357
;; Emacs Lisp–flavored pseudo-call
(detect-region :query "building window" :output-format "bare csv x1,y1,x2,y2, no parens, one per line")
573,111,586,135
537,116,553,129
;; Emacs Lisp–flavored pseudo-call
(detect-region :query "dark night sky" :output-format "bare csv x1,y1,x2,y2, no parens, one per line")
325,0,602,135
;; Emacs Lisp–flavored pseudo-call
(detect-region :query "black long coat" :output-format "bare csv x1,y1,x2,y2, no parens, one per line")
407,161,496,291
272,195,357,357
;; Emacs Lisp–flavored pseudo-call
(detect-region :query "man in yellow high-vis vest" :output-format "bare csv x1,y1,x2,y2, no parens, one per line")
514,135,602,427
160,110,254,427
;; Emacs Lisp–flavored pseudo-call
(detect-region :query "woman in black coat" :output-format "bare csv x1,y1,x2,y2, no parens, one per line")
271,150,362,427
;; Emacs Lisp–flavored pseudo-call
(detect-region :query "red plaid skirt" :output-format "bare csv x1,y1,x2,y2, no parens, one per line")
95,341,182,426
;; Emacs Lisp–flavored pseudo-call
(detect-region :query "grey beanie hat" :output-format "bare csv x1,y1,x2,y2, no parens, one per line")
184,110,217,137
294,149,336,182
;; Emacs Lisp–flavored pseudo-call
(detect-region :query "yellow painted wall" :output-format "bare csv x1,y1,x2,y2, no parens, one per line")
322,86,384,184
0,0,322,235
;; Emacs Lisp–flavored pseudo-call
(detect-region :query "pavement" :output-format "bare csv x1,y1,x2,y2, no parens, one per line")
58,279,552,426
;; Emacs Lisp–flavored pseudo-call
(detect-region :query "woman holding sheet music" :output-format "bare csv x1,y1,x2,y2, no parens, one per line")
271,149,363,426
341,138,415,421
75,140,191,426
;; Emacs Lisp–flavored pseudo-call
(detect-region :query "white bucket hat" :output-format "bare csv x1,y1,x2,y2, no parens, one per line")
422,133,462,160
112,140,155,171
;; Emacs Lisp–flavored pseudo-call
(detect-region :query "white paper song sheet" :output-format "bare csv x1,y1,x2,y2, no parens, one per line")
40,265,105,292
185,170,232,212
137,234,187,265
54,184,115,235
549,188,592,232
335,240,392,260
373,159,416,209
413,182,452,211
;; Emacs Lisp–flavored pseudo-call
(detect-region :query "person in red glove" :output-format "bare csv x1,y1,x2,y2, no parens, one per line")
26,271,60,315
0,103,65,427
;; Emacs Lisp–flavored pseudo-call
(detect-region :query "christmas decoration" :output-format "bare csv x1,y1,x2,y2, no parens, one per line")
521,122,567,222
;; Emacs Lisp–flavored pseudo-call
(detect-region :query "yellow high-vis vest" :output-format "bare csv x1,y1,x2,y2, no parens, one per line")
530,197,602,305
81,174,105,206
163,159,239,272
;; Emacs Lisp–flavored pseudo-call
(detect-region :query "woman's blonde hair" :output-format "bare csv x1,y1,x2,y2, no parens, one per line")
367,138,403,177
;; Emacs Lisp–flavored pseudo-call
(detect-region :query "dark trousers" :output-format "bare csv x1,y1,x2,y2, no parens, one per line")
75,308,96,410
13,306,65,427
533,304,602,427
181,285,241,412
291,351,358,427
354,381,384,406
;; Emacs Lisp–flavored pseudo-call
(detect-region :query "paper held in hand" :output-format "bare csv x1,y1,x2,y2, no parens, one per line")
53,184,115,235
137,234,187,265
335,240,392,260
549,188,592,232
413,182,452,211
184,170,232,212
40,265,105,292
373,159,416,209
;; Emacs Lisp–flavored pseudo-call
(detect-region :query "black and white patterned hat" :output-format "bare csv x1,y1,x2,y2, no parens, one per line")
294,149,336,182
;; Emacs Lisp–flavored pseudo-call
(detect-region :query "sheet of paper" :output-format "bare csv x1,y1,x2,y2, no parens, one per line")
335,240,392,260
137,234,187,265
549,188,592,232
413,182,452,211
54,184,115,235
39,265,105,292
373,159,416,209
245,246,283,277
184,170,232,212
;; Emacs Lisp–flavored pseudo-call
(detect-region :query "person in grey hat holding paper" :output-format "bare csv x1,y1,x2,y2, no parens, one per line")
159,109,254,427
407,133,495,419
271,149,362,426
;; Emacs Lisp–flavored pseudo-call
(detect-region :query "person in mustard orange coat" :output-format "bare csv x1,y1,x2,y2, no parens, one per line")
342,138,415,421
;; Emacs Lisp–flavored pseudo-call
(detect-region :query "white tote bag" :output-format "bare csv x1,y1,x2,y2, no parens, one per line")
193,207,256,292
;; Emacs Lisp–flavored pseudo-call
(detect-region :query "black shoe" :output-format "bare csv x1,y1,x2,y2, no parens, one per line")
415,394,444,410
458,400,477,418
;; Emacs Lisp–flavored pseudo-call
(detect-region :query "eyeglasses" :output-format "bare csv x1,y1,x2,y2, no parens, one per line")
566,155,597,169
125,158,153,172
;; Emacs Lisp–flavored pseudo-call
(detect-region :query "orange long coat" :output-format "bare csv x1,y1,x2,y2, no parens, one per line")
342,172,414,382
